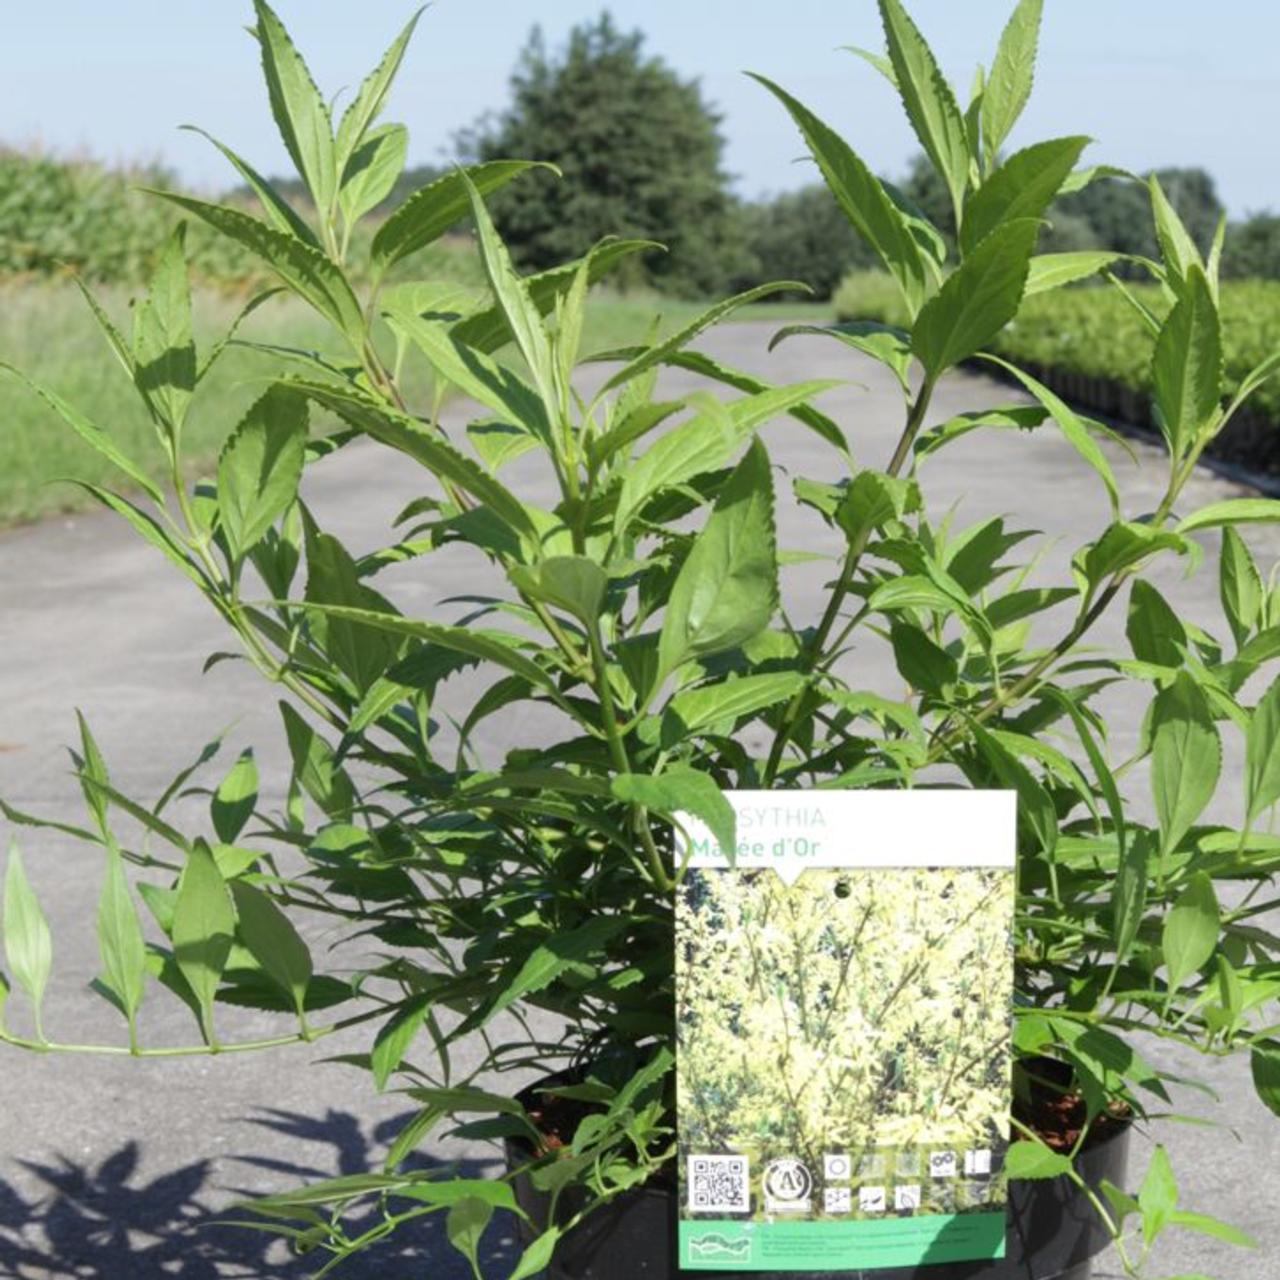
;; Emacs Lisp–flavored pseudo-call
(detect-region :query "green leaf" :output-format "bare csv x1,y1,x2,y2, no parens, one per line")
961,136,1088,256
73,483,206,588
3,844,52,1037
749,74,928,314
338,123,407,227
372,161,549,273
1,365,163,503
229,880,313,1022
370,995,429,1091
73,276,134,376
487,917,625,1020
382,302,552,447
253,0,336,214
1126,580,1186,667
1251,1039,1280,1117
982,0,1043,165
912,219,1040,377
889,622,957,696
286,380,538,543
617,382,830,536
1138,1145,1178,1248
1004,1140,1072,1180
836,471,913,546
462,171,557,413
1024,250,1120,296
182,125,319,246
1162,872,1220,993
1151,674,1221,858
1152,265,1221,458
508,556,606,625
1081,521,1186,589
1168,1210,1256,1248
658,437,777,673
1177,498,1280,534
1246,675,1280,825
212,750,259,844
334,7,423,173
1150,175,1204,290
600,282,805,397
509,1230,561,1280
97,842,147,1036
979,356,1118,513
1220,526,1264,649
280,703,356,821
74,710,112,837
613,768,735,865
299,607,553,695
878,0,970,222
770,321,913,393
172,840,236,1043
668,672,805,734
132,222,196,436
148,192,364,346
446,1196,493,1277
216,386,308,562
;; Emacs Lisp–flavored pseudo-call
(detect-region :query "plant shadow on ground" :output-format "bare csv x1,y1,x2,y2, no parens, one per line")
0,1108,522,1279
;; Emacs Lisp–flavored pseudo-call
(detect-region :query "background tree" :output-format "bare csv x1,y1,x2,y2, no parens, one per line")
458,14,749,298
1223,213,1280,279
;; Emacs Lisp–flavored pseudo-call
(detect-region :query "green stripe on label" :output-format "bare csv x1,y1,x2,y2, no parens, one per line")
679,1213,1006,1272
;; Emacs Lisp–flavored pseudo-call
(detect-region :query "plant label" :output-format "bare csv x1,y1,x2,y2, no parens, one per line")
675,790,1017,1272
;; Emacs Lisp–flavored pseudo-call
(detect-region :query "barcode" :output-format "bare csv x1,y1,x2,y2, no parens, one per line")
689,1155,750,1213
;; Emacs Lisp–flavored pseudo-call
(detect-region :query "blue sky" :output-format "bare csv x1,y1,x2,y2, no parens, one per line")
3,2,1275,214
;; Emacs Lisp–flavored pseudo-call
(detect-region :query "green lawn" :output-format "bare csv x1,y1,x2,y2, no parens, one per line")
0,279,830,526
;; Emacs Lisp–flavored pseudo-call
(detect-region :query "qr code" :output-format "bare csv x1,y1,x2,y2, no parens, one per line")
689,1155,750,1213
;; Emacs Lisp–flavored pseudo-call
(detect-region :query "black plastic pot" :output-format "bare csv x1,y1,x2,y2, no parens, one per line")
507,1093,1129,1280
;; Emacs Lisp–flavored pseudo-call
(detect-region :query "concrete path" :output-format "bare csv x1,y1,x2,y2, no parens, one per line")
0,321,1276,1278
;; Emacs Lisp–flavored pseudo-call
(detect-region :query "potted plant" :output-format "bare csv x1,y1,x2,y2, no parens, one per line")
3,2,1279,1278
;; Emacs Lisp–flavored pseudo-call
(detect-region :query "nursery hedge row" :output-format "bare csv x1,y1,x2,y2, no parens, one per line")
834,271,1280,475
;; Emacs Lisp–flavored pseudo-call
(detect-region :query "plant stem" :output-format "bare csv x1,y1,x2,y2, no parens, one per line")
764,376,936,784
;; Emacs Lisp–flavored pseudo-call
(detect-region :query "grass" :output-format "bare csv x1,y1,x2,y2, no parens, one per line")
0,277,831,526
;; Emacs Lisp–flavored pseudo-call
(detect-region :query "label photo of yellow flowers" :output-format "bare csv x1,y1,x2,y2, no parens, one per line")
674,791,1016,1272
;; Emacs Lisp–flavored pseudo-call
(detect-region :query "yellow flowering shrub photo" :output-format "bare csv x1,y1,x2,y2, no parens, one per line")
677,867,1015,1221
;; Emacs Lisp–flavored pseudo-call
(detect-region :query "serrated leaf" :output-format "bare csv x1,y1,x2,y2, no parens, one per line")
253,0,336,214
372,161,548,273
446,1196,493,1276
1024,250,1120,295
3,844,52,1037
1127,580,1186,667
508,556,606,625
749,74,928,314
148,192,364,345
982,0,1043,165
132,222,195,437
963,136,1088,255
1151,674,1221,858
1251,1040,1280,1117
913,219,1039,377
659,437,777,673
1177,498,1280,534
878,0,970,223
338,123,407,227
668,672,804,734
217,386,308,562
370,995,429,1091
614,768,735,866
1,365,163,503
334,7,423,172
172,841,235,1044
1220,525,1263,649
1152,265,1221,458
